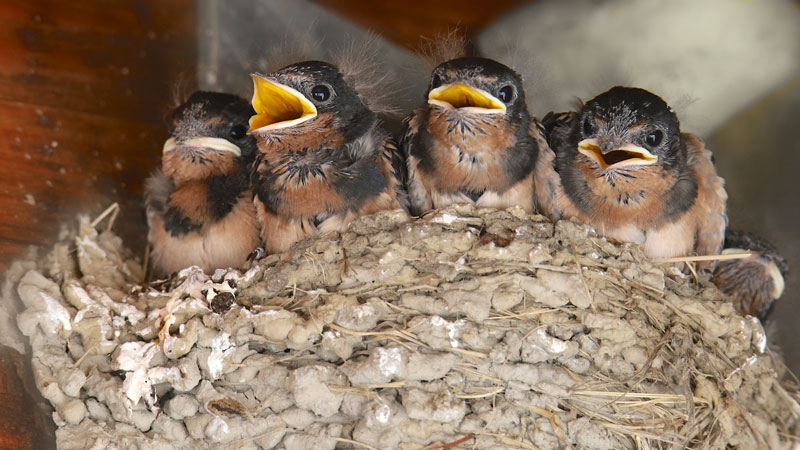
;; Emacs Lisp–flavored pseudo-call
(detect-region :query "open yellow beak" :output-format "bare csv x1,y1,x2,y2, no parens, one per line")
248,74,317,132
577,138,658,169
162,136,241,157
427,82,506,114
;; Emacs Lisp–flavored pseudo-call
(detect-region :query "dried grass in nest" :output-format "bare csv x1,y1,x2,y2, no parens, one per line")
7,203,800,449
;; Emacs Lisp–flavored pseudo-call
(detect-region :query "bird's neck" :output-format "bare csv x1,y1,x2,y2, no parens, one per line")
566,156,691,227
162,150,239,185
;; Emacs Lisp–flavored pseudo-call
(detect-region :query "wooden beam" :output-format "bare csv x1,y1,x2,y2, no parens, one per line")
312,0,527,51
0,1,196,273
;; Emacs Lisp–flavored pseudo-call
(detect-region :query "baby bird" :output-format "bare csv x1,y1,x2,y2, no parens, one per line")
248,60,406,254
145,91,260,276
713,230,788,321
537,87,728,266
400,57,549,216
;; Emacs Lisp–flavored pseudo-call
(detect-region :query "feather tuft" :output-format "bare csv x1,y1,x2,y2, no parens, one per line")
417,28,468,69
331,34,401,116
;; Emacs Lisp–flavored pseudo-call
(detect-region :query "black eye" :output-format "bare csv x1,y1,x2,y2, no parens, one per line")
229,124,247,139
431,74,442,89
582,117,595,136
310,85,330,103
645,130,664,147
498,85,514,103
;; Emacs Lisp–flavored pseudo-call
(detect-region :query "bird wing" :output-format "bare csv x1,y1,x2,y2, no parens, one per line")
684,133,728,263
541,111,576,153
144,169,173,217
399,111,434,217
380,137,411,213
532,117,571,220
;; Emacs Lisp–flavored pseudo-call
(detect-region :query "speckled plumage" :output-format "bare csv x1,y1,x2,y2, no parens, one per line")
400,57,551,217
145,92,260,275
538,87,728,266
249,61,406,254
713,229,788,321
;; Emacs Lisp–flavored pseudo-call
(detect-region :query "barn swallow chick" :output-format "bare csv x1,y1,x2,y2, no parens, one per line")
145,91,260,276
248,60,406,254
537,87,728,265
712,230,788,321
400,57,548,216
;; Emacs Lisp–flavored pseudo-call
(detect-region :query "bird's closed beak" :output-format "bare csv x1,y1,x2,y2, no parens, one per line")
248,74,318,133
428,82,506,114
577,138,658,169
162,136,242,157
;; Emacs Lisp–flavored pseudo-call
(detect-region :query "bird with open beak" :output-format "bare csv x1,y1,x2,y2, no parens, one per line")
536,86,728,266
400,57,549,217
248,60,407,254
713,229,788,321
144,91,260,276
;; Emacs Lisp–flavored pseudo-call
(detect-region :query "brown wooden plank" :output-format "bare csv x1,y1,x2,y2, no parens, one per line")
0,3,196,446
313,0,528,50
0,0,196,274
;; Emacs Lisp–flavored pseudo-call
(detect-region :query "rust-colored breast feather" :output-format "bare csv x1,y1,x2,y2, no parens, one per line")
423,110,516,194
405,110,539,215
683,133,727,259
168,181,212,224
162,151,238,184
543,134,726,262
255,132,404,254
148,189,259,275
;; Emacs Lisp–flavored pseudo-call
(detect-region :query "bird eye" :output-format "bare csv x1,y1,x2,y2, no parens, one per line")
310,85,331,103
229,124,247,139
498,85,514,103
645,130,664,147
582,117,595,136
431,74,443,89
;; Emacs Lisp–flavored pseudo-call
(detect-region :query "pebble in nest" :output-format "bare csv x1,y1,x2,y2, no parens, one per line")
144,91,261,277
248,47,409,255
400,55,553,217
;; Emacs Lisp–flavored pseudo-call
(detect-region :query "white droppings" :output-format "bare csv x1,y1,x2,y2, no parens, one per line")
431,212,459,225
532,328,569,354
207,333,235,379
24,193,36,205
41,292,72,332
377,347,404,378
375,403,391,424
205,415,229,440
117,342,160,405
431,315,460,348
117,342,159,371
750,317,767,354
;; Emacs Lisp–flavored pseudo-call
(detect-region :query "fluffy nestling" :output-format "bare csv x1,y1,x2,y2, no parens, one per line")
400,56,550,216
248,54,407,254
144,91,260,276
537,86,728,266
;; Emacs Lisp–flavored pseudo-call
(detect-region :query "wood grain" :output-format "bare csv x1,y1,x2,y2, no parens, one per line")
0,0,196,273
0,2,196,448
313,0,528,50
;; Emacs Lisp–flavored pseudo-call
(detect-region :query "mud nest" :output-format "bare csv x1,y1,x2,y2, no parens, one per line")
9,204,800,449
